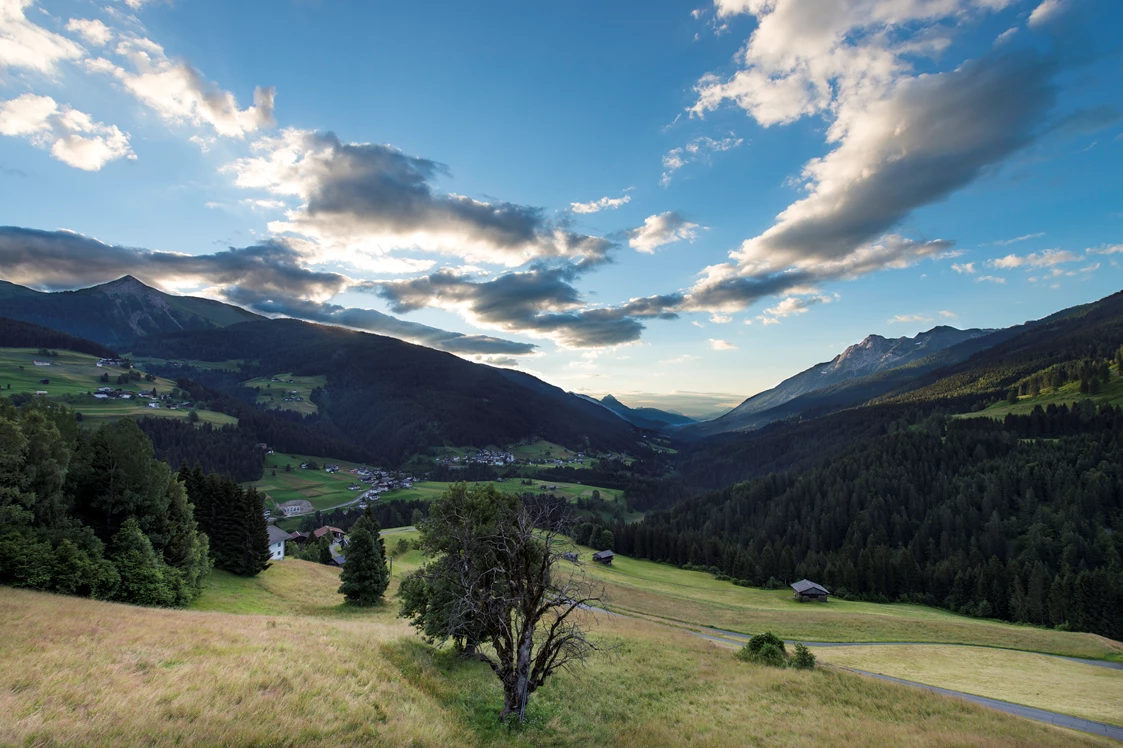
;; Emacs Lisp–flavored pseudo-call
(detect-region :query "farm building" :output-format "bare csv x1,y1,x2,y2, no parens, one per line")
266,525,290,561
791,579,830,602
288,531,309,546
591,550,614,565
562,552,579,563
330,555,347,567
278,499,314,517
313,526,347,541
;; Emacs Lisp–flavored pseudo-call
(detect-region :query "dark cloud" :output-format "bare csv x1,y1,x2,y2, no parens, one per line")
376,268,682,348
0,226,536,357
235,130,617,267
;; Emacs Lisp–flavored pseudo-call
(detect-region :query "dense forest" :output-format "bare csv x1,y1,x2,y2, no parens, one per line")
138,418,265,482
611,403,1123,639
0,401,211,606
0,317,117,358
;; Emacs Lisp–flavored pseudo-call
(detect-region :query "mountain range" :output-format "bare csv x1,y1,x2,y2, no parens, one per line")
0,276,262,347
574,394,696,431
681,325,1003,438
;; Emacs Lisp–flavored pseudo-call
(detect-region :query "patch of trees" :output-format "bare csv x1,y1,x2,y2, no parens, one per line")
0,317,117,358
612,403,1123,640
137,418,265,482
298,499,431,534
337,505,389,605
178,465,271,577
0,401,210,606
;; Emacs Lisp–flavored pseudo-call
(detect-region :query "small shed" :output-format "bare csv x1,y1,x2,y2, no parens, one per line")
791,579,830,602
591,550,614,565
330,554,347,567
562,551,579,563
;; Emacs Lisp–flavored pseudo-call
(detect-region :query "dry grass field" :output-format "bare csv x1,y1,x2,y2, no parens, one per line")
1,579,1113,747
813,644,1123,726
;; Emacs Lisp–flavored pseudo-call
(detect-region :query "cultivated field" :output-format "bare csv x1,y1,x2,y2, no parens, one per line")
253,452,372,512
241,372,325,416
811,644,1123,727
1,560,1112,747
0,347,235,427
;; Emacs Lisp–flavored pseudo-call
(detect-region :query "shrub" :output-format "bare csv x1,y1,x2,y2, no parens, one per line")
791,643,816,670
736,631,789,667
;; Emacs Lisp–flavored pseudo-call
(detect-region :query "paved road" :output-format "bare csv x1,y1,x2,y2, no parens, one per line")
594,608,1123,741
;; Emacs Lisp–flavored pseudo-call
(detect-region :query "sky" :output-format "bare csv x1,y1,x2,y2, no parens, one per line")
0,0,1120,417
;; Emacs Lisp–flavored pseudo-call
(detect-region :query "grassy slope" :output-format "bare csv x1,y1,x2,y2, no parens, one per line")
241,372,325,416
577,549,1123,661
812,644,1123,727
0,347,236,427
1,566,1111,747
253,452,372,512
962,374,1123,419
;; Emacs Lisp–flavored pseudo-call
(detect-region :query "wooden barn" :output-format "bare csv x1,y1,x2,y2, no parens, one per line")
591,550,614,565
791,579,829,602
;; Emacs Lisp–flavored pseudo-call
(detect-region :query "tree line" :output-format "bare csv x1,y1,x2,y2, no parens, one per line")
610,403,1123,640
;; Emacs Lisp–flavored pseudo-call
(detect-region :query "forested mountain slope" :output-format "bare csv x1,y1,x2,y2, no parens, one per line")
130,319,641,463
616,405,1123,640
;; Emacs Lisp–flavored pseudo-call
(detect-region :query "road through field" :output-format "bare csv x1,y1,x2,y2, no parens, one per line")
589,605,1123,740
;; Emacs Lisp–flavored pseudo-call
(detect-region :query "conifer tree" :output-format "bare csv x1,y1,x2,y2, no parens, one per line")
338,506,389,605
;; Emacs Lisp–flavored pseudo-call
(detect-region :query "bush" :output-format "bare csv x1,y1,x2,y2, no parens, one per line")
791,642,816,670
736,631,789,667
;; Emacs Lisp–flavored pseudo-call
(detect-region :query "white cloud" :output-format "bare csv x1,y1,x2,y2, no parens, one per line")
661,134,742,186
888,313,932,324
65,18,112,47
755,293,835,325
0,93,133,170
1028,0,1067,28
991,232,1045,245
709,312,732,324
87,37,275,138
628,211,700,253
1087,244,1123,256
708,338,737,350
570,193,631,214
0,0,85,74
952,262,977,274
989,249,1078,269
976,275,1006,284
995,26,1018,45
938,310,957,319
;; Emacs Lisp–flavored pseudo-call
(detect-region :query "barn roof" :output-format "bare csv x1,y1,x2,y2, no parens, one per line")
591,550,615,560
791,579,830,595
313,526,345,538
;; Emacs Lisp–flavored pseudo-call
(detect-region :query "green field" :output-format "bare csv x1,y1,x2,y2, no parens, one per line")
963,374,1123,420
253,452,373,513
509,439,578,463
241,372,325,416
0,347,236,427
572,546,1123,661
378,479,640,522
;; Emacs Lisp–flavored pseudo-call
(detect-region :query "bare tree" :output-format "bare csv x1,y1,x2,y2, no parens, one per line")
399,484,603,722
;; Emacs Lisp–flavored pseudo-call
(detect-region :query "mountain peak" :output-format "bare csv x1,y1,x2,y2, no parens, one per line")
95,275,152,292
600,394,623,407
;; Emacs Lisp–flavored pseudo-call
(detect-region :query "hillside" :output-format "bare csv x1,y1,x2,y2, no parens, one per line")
1,560,1113,746
684,326,999,438
129,319,642,464
0,276,262,347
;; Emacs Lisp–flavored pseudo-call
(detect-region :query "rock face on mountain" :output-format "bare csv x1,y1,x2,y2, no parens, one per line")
0,276,263,347
683,326,997,438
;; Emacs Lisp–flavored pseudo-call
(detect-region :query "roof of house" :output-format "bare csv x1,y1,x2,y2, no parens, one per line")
331,555,347,566
791,579,830,595
266,525,291,544
289,531,309,540
591,550,615,560
313,526,345,538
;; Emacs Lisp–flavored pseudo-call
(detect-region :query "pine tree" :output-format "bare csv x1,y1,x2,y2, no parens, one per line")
338,506,388,605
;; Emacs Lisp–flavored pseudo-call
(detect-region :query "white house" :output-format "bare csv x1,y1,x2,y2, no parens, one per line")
266,525,291,561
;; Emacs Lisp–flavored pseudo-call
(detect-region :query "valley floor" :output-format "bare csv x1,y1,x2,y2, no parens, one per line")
2,549,1121,746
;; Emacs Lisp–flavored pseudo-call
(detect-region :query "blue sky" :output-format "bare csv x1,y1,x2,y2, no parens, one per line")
1,0,1120,416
